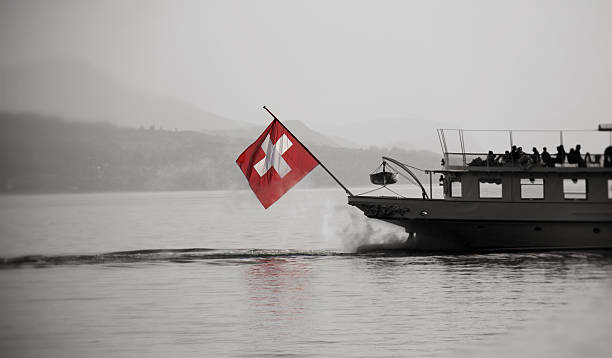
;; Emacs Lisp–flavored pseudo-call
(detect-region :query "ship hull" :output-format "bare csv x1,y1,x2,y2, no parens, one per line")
348,196,612,252
383,219,612,252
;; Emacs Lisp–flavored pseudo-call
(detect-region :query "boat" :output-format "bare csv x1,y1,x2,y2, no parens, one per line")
348,125,612,252
369,161,398,185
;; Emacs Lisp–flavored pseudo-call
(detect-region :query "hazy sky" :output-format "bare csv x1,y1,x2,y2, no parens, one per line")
1,0,611,133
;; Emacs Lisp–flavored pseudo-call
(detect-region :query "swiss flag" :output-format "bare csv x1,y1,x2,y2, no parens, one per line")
236,119,319,208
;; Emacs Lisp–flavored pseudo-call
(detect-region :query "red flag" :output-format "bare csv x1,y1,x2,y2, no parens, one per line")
236,119,319,208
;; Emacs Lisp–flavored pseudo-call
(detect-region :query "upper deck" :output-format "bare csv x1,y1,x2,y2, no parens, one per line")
434,126,612,203
437,126,612,171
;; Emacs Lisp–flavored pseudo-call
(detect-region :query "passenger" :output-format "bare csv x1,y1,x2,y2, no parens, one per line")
486,150,496,167
575,144,586,167
584,152,593,166
510,145,519,164
604,146,612,167
567,148,577,164
494,152,503,166
468,157,485,166
541,147,554,167
555,145,566,164
518,151,532,169
531,147,541,165
501,150,512,166
517,147,525,163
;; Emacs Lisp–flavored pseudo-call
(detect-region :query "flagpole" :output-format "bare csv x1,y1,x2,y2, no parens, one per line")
263,106,354,196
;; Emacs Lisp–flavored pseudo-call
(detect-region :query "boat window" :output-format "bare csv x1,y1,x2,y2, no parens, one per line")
520,178,544,199
451,179,462,198
608,180,612,199
479,178,502,198
563,178,587,200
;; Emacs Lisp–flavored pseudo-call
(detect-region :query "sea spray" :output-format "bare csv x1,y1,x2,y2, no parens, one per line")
322,202,410,253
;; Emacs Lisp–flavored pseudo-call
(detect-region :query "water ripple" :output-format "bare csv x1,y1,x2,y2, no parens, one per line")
2,248,612,269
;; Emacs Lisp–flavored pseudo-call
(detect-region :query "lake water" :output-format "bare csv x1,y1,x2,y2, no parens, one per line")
1,188,612,357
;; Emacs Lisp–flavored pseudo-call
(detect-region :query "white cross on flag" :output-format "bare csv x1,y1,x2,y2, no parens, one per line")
236,118,319,208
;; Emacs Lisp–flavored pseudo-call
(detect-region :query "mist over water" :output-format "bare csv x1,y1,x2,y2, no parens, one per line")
322,201,410,253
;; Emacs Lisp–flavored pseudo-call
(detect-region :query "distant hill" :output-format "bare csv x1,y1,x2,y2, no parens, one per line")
0,112,441,193
0,58,251,132
1,58,451,152
213,120,360,148
329,117,450,152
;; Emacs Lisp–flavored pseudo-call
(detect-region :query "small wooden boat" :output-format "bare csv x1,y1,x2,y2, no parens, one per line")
370,171,397,185
369,162,398,185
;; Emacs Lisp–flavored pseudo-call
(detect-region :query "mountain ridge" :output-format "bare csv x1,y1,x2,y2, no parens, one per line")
0,112,441,193
0,58,366,149
0,58,252,132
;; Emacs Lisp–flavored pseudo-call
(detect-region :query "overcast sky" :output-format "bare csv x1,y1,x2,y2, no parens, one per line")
1,0,611,134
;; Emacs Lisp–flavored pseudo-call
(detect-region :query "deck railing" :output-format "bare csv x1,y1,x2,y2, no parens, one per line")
444,152,605,170
437,128,612,170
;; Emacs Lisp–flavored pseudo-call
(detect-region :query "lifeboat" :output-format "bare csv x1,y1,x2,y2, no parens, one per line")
369,162,397,185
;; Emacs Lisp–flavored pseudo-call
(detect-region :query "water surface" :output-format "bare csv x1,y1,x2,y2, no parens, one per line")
1,189,611,357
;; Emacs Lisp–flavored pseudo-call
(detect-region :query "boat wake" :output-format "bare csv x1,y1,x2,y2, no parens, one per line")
2,247,612,269
0,248,355,268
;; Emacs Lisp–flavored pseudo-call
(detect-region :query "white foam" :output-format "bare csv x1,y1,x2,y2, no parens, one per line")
322,202,410,253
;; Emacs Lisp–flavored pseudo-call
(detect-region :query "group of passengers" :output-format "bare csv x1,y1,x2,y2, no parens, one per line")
471,144,602,168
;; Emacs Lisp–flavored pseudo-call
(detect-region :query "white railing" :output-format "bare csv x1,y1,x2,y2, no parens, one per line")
437,128,612,170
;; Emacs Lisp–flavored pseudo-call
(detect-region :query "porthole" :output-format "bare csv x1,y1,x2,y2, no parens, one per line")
534,226,542,232
593,228,600,234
